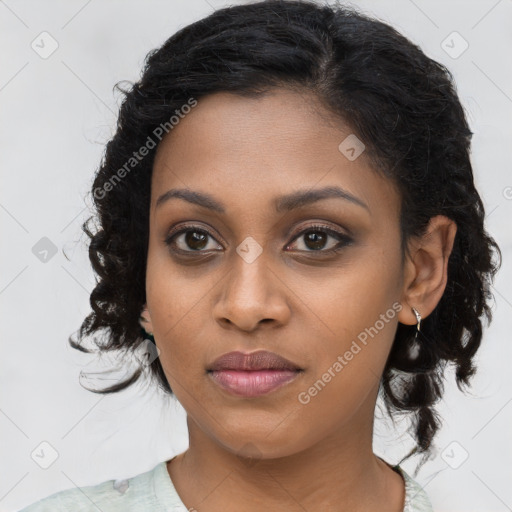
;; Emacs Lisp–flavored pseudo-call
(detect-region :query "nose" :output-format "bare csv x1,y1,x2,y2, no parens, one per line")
213,251,291,332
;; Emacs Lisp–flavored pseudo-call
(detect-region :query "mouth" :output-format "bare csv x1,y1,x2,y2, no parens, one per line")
206,350,304,398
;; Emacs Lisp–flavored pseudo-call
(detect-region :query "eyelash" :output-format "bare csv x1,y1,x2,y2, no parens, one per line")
164,223,353,257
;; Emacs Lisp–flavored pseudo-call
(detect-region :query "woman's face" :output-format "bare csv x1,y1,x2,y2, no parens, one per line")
144,88,409,459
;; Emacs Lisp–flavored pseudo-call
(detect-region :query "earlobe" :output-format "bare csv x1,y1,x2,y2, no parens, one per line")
398,215,457,326
140,303,154,334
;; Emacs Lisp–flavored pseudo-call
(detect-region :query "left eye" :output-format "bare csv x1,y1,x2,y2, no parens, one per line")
287,225,351,252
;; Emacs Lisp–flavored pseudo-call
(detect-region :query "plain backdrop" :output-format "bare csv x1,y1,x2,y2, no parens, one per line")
1,1,511,511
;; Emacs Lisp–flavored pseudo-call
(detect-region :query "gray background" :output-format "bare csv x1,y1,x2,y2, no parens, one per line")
1,1,511,510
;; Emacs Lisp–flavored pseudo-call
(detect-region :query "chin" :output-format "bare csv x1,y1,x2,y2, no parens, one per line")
213,427,308,462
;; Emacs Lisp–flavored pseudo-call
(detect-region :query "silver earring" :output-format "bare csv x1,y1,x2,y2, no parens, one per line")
408,307,421,359
412,306,421,333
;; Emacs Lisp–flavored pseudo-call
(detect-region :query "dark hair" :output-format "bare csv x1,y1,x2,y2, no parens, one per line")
70,0,502,472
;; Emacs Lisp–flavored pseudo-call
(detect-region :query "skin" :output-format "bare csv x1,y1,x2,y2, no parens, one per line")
140,88,457,512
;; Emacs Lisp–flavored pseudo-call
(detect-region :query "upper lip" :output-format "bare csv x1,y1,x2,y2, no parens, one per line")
207,350,302,372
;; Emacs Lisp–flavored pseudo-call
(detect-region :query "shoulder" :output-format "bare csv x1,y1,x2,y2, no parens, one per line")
17,461,169,512
394,465,434,512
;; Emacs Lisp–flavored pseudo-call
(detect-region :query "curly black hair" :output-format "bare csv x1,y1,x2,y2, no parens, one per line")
70,0,502,472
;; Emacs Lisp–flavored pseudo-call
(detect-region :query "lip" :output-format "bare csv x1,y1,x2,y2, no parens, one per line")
206,350,303,398
207,350,302,372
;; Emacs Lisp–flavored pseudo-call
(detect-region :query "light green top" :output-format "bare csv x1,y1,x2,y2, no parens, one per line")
18,459,433,511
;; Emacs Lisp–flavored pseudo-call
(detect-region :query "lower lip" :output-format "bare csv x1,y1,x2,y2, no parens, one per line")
208,370,301,397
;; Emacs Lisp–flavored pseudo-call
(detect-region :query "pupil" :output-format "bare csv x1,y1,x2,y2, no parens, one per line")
305,231,326,250
186,231,207,250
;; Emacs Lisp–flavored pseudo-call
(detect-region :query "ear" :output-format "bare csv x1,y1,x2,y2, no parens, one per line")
140,303,154,334
398,215,457,326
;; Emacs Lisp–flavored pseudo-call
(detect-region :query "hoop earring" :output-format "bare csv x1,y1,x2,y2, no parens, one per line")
408,306,422,359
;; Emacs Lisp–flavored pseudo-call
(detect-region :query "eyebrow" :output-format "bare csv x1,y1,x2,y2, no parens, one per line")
155,185,369,214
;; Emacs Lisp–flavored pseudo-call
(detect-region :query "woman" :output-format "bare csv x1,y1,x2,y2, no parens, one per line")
19,1,501,511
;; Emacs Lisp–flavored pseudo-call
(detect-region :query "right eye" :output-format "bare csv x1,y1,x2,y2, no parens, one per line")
164,226,223,254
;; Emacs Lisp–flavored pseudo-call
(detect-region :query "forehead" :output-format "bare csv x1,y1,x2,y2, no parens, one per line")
151,89,399,222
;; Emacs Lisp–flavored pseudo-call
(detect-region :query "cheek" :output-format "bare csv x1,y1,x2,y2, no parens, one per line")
301,243,402,393
145,255,207,384
312,253,401,345
145,244,216,338
290,319,398,447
